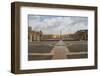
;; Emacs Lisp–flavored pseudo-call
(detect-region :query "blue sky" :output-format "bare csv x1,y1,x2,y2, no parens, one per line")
28,15,88,35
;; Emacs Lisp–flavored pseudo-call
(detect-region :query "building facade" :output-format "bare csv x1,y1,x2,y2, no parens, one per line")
28,27,42,42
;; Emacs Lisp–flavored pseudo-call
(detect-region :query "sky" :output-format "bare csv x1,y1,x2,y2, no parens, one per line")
28,15,88,35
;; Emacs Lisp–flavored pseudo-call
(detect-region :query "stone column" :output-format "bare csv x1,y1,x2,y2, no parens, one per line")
37,35,40,42
29,34,32,42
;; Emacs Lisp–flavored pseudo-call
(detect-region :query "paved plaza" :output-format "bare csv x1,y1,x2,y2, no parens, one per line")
28,40,88,60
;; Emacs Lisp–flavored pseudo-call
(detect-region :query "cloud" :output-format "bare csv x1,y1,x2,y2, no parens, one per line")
28,15,88,34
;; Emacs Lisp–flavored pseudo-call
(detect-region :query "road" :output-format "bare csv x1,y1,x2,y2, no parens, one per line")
51,40,70,59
